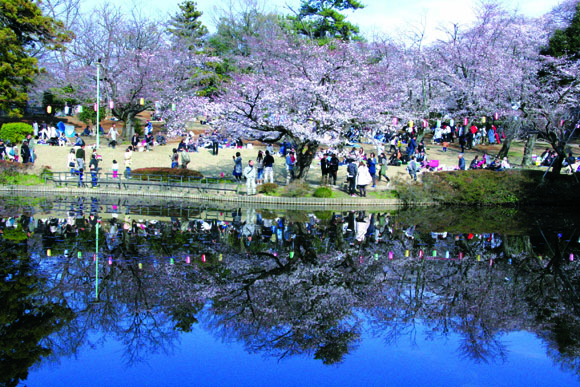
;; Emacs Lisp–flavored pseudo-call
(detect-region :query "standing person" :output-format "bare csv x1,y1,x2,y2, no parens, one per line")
170,148,179,168
89,153,99,188
20,140,30,164
367,152,377,187
378,152,390,184
180,150,190,169
67,149,76,176
76,144,86,170
131,133,139,149
347,158,358,197
211,130,219,155
256,150,264,185
124,146,133,178
112,160,119,179
356,161,372,197
328,153,339,186
263,150,275,183
26,134,36,163
233,152,243,182
320,153,329,184
285,151,295,184
243,160,257,195
0,139,6,160
108,124,119,149
458,153,466,170
407,156,419,181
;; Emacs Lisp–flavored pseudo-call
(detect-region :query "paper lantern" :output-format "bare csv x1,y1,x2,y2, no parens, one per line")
139,98,145,105
481,116,486,123
459,252,463,260
538,255,543,261
375,253,379,260
393,117,398,126
450,119,455,127
47,249,51,256
109,100,114,109
171,103,176,111
47,106,52,114
360,256,363,263
560,119,565,127
78,251,82,258
445,251,450,259
419,250,423,258
202,254,206,262
388,251,393,260
409,120,414,128
570,254,574,262
77,105,83,113
289,251,295,259
405,250,409,257
477,254,481,262
93,103,97,112
489,259,493,267
108,257,113,265
463,118,468,126
436,119,441,128
186,256,191,264
64,106,70,115
432,250,437,257
494,112,499,120
219,254,223,261
138,263,143,269
170,258,174,265
423,119,428,128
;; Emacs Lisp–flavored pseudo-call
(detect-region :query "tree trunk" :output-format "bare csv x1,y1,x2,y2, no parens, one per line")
522,134,537,166
294,140,319,180
551,154,564,177
497,120,519,159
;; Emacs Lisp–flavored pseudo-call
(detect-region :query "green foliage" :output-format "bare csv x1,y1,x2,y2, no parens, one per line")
168,0,208,50
0,122,32,143
541,2,580,59
313,186,332,198
78,106,106,125
286,0,364,41
395,170,579,206
281,180,312,197
0,0,71,117
258,182,278,195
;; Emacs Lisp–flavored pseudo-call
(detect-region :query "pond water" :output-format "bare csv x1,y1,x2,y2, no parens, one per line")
1,195,580,386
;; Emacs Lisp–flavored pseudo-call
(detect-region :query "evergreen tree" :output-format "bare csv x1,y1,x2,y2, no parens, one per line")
287,0,364,41
0,0,69,116
168,0,208,50
541,2,580,59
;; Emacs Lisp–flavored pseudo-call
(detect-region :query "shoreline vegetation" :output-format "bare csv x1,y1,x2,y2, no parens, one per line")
2,165,579,207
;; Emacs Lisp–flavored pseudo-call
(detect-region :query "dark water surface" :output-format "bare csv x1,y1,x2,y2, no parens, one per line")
2,195,580,386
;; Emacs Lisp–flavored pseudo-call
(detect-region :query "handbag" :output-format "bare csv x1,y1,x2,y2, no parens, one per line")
69,162,75,167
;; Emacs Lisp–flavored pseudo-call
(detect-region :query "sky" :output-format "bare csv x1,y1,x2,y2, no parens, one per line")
125,0,564,41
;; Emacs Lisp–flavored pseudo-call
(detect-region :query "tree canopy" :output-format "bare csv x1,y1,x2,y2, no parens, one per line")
0,0,70,116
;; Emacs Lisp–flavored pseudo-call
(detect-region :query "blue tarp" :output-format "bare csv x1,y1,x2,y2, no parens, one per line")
56,121,66,133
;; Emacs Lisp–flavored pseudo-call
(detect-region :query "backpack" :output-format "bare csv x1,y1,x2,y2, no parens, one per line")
181,152,190,163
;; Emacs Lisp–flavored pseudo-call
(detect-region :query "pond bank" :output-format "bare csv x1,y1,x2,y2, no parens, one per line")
0,185,414,209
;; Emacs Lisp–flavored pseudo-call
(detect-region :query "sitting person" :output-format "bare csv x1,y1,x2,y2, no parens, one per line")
469,155,481,169
156,134,167,145
58,132,69,146
73,134,85,147
500,157,511,170
81,126,91,136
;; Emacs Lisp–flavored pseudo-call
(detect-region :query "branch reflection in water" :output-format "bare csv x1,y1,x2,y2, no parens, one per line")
0,196,579,384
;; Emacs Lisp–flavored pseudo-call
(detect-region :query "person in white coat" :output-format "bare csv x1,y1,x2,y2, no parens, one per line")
243,160,257,195
356,161,372,197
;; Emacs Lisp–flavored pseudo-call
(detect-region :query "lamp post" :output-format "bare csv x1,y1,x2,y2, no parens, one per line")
96,58,101,149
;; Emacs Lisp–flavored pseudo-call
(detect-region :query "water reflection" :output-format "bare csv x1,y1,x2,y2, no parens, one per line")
0,196,580,384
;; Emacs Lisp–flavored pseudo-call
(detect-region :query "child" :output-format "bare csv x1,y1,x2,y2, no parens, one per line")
77,168,84,187
112,160,119,179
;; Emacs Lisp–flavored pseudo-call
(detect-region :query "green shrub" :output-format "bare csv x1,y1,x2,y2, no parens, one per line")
258,182,278,195
281,180,311,197
0,123,33,144
313,186,332,198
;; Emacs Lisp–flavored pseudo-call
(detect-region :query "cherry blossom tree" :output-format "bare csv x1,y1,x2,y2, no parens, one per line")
165,35,404,179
